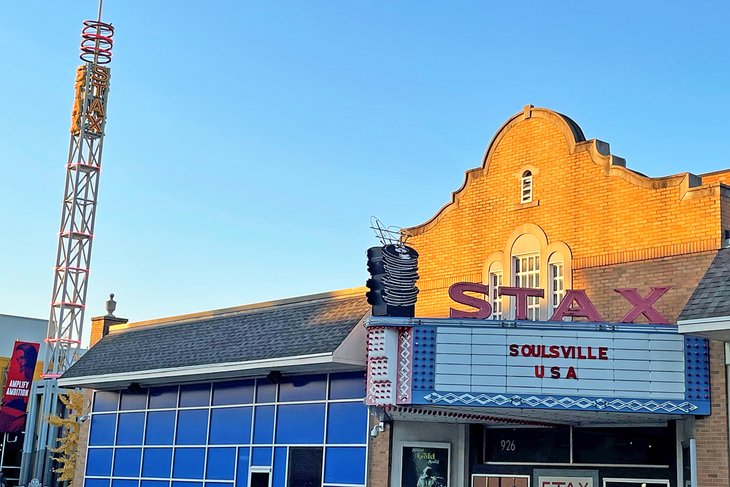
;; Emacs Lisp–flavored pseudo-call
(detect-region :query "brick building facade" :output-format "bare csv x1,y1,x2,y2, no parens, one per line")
364,106,730,487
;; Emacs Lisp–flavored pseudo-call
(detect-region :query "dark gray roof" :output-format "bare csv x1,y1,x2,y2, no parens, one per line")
679,249,730,321
63,292,368,380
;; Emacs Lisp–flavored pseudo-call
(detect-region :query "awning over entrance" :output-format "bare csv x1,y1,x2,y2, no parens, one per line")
365,316,710,422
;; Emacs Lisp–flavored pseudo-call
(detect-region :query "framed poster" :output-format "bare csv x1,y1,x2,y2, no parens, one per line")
401,442,450,487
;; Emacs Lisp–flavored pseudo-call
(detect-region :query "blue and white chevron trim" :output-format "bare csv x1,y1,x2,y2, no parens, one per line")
421,391,705,414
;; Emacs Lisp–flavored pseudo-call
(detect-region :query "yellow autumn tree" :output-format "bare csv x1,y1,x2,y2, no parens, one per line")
46,391,87,486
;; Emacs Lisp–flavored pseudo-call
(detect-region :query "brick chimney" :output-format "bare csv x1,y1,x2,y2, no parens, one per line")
89,293,128,346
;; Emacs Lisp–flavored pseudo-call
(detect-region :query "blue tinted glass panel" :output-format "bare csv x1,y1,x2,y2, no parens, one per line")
173,483,202,487
272,448,287,487
142,448,173,478
212,380,254,406
121,391,148,410
86,480,110,487
209,407,251,445
323,447,366,484
142,481,169,487
329,372,365,400
93,391,119,412
179,384,210,407
89,414,116,446
173,448,205,479
146,411,176,445
275,404,325,444
206,448,235,480
86,448,113,476
176,410,209,445
117,412,145,445
253,406,274,444
278,375,326,402
113,448,142,477
235,449,250,487
205,483,232,487
112,480,139,487
251,447,272,466
149,386,178,409
326,403,367,444
255,381,276,403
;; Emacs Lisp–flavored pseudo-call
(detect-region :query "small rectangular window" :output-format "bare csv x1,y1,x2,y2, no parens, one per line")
520,171,533,203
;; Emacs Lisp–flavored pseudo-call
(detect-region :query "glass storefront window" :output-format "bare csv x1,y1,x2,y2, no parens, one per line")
572,427,672,465
278,375,327,402
482,425,672,466
485,427,570,463
85,373,367,487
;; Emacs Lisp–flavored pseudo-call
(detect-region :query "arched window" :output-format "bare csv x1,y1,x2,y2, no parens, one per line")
521,170,533,203
483,225,573,322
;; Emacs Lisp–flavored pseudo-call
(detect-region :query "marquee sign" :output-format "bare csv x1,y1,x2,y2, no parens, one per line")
365,317,710,415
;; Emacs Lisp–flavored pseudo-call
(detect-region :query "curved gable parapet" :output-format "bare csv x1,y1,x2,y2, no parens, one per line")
481,106,586,165
406,105,703,236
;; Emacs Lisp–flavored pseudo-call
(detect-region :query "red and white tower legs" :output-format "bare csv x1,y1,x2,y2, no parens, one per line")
21,14,114,486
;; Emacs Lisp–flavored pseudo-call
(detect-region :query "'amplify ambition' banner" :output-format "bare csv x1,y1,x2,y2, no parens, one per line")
0,341,40,433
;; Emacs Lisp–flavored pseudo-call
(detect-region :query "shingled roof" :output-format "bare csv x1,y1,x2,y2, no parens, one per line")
679,248,730,321
60,289,369,389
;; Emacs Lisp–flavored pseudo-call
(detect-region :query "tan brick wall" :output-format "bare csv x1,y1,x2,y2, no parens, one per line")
572,252,716,323
701,170,730,186
368,418,391,487
695,340,729,487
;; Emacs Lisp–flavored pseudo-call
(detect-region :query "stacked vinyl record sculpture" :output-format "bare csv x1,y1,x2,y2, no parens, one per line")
381,244,419,308
366,243,419,317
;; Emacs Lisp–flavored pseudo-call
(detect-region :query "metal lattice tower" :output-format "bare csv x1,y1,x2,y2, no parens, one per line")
19,6,115,486
43,16,114,378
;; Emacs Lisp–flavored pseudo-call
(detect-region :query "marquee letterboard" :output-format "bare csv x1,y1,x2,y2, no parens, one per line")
365,317,710,415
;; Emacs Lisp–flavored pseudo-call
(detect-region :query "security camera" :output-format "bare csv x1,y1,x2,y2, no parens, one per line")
370,422,385,439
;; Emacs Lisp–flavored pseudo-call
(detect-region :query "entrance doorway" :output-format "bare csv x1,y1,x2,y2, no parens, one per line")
603,480,670,487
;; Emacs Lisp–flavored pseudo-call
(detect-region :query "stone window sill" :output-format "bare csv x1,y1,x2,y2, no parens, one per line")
513,200,540,211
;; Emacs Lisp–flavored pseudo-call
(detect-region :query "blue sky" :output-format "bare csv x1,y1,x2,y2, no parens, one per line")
1,1,729,341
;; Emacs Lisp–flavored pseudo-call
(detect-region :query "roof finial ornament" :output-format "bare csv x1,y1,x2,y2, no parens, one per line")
106,293,116,317
524,104,533,119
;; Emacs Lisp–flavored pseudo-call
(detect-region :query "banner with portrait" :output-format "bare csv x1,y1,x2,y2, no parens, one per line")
0,341,40,433
401,443,450,487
